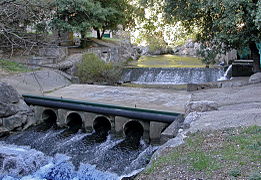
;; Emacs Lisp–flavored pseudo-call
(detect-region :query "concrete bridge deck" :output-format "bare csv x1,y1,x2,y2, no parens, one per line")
46,84,191,114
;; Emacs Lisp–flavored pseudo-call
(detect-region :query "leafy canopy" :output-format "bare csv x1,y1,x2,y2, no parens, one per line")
165,0,261,50
52,0,133,38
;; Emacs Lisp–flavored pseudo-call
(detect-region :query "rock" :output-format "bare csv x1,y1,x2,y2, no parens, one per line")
183,112,201,129
0,82,20,104
0,82,34,133
2,111,34,131
161,115,184,143
185,100,218,115
38,47,68,63
249,72,261,84
150,132,186,162
0,127,9,137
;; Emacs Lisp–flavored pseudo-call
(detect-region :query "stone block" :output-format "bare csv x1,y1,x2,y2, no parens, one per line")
115,116,129,135
232,63,253,77
38,47,68,62
28,56,54,65
149,121,168,144
161,115,184,143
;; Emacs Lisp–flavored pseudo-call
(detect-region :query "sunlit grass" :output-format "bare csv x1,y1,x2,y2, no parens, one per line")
0,59,29,72
128,54,207,68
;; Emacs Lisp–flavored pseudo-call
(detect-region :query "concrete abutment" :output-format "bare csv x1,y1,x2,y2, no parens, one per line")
33,106,179,144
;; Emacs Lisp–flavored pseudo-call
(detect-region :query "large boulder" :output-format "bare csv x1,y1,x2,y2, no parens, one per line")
0,82,34,136
249,72,261,84
185,100,218,115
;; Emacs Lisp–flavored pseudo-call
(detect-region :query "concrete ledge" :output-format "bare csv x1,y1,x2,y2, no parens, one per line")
161,115,184,143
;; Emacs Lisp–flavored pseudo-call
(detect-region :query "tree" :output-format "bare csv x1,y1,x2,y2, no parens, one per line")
94,0,133,39
0,0,51,55
51,0,102,38
165,0,261,71
52,0,133,40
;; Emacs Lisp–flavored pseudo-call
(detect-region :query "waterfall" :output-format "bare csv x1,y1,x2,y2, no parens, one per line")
122,68,224,84
218,65,232,81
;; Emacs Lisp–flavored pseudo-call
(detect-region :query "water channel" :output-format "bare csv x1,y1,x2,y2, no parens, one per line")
0,54,223,179
0,121,157,179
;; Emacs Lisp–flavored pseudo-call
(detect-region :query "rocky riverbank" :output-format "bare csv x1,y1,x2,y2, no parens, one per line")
135,75,261,180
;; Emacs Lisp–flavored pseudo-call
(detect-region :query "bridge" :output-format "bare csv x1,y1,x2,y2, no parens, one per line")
23,94,183,144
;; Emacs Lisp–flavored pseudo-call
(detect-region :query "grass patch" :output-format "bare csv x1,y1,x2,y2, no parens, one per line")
0,59,29,72
143,126,261,179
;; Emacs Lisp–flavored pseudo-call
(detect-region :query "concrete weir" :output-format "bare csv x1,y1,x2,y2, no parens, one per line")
25,95,182,144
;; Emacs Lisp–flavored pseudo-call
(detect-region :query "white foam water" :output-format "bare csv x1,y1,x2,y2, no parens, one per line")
0,127,158,179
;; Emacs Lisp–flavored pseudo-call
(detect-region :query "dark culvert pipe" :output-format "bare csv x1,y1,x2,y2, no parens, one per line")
93,116,112,142
124,121,144,138
36,109,57,131
22,95,181,123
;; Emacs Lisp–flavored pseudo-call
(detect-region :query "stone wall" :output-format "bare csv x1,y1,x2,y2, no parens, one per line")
0,82,34,137
86,41,140,63
29,47,68,65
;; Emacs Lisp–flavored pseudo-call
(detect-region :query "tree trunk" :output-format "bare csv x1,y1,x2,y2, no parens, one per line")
96,30,102,39
249,41,260,73
80,31,86,48
101,29,106,38
80,31,85,39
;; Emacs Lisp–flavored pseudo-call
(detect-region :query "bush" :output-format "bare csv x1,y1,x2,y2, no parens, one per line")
75,53,123,84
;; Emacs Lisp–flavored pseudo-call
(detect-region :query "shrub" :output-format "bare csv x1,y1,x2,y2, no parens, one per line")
75,53,123,84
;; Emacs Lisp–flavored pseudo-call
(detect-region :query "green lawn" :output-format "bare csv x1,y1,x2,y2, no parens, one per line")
142,126,261,180
0,59,29,72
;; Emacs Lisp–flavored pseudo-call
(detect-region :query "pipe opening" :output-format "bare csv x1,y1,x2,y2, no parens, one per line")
66,113,83,134
39,109,57,131
92,116,111,142
124,121,144,139
120,121,144,149
93,116,111,134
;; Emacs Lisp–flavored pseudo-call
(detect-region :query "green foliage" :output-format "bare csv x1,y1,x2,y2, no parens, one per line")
0,59,29,72
75,53,122,84
229,169,242,177
164,0,261,65
196,42,223,65
146,34,167,52
52,0,133,39
249,172,261,180
51,0,100,33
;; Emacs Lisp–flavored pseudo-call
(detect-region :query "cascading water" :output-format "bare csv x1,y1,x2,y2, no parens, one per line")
122,68,224,84
218,65,232,81
0,123,157,180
